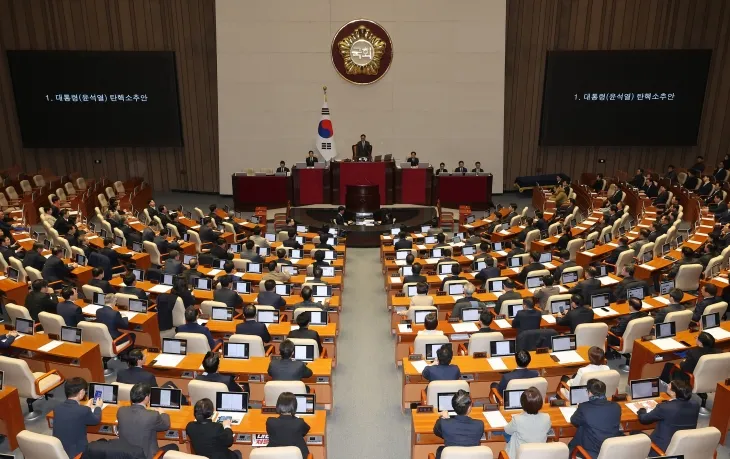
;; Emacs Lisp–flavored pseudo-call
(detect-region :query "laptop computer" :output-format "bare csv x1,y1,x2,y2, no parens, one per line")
493,242,503,251
569,385,590,405
526,276,544,289
538,253,552,264
490,340,516,357
313,285,332,298
659,280,674,295
149,388,182,410
256,309,279,324
293,344,315,362
642,251,654,263
448,283,465,295
15,318,34,336
487,279,504,293
425,343,445,361
275,284,292,296
507,303,523,319
161,273,175,286
437,392,458,416
472,261,486,271
89,383,119,407
584,239,596,250
390,228,400,236
281,265,298,276
297,225,308,233
75,254,87,266
655,321,676,339
258,247,271,257
626,286,646,300
460,307,480,322
401,265,414,276
590,293,611,308
161,338,187,355
550,299,570,314
321,266,335,278
630,378,660,400
295,394,316,416
132,242,143,253
396,251,409,260
432,248,444,259
462,245,476,256
308,310,328,326
114,235,124,247
247,263,262,274
193,277,212,291
701,312,721,330
595,265,608,278
228,244,242,253
7,267,19,282
92,292,106,306
265,233,276,243
129,299,149,313
406,285,419,297
509,257,523,268
503,389,525,410
211,307,234,321
215,391,249,424
233,280,251,294
414,310,432,324
223,342,249,359
561,271,579,284
551,334,577,352
439,264,454,275
60,326,82,344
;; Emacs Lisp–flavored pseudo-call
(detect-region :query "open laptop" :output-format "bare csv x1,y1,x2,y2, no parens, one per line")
655,321,676,339
275,284,292,296
561,271,579,284
438,264,454,275
414,310,431,324
390,228,400,236
92,292,106,306
265,233,276,243
437,392,458,417
493,242,503,251
508,257,523,268
321,266,335,278
659,280,674,295
223,342,249,359
128,299,148,313
215,391,249,424
162,338,187,355
503,389,525,410
293,344,315,362
281,265,298,276
194,277,212,291
256,309,279,324
396,251,409,260
448,283,465,295
15,318,34,336
584,239,596,250
550,299,570,314
132,241,143,253
630,378,660,400
89,383,119,407
626,285,646,300
431,248,444,259
228,244,242,253
211,307,234,321
487,279,504,293
551,334,576,352
642,251,654,263
538,252,552,264
472,261,486,271
212,258,226,269
460,307,480,322
6,267,19,282
161,274,175,286
258,247,271,257
61,326,82,344
233,280,251,294
590,293,611,308
526,276,543,289
247,262,262,274
701,312,721,330
296,225,308,233
490,340,516,357
295,394,316,416
462,245,476,256
406,285,418,297
75,254,87,266
401,265,414,276
424,343,445,361
595,265,608,278
308,310,328,326
507,303,523,319
569,385,590,405
149,388,182,410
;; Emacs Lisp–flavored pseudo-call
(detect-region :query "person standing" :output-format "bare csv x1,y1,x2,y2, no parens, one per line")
305,151,319,167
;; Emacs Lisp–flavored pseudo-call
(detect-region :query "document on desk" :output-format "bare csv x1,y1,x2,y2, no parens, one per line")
197,319,208,325
598,276,618,286
557,286,569,293
451,322,478,333
426,258,440,265
82,305,103,315
592,307,619,318
438,274,448,281
651,338,686,351
705,327,730,341
559,406,578,423
542,315,557,324
390,276,401,284
417,245,427,250
38,340,64,353
625,400,657,414
149,285,172,294
464,224,474,229
207,269,222,276
550,350,584,364
496,250,508,256
487,357,508,371
543,262,556,269
410,360,428,374
510,267,520,274
499,230,511,235
451,295,465,302
119,311,139,320
191,225,201,230
606,242,619,248
713,276,729,284
483,410,508,428
398,324,414,333
382,235,392,240
153,354,185,368
16,237,32,243
582,251,596,257
653,296,670,305
639,263,657,271
465,255,474,261
494,319,512,329
395,260,407,266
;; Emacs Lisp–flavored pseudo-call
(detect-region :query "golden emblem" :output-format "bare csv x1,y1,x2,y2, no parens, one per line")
337,25,387,76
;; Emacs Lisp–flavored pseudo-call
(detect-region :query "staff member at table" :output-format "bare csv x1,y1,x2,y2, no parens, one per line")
436,163,448,175
276,161,290,173
407,151,419,167
454,161,467,173
472,162,484,173
305,151,319,167
355,134,372,159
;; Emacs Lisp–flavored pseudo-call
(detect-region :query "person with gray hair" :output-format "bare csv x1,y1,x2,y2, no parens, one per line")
433,390,485,459
452,282,486,320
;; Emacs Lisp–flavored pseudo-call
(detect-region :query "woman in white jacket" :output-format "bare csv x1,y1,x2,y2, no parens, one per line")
565,346,610,386
504,387,552,457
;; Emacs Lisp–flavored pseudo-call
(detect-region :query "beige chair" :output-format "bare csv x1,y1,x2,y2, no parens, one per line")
113,181,126,195
76,177,87,191
143,240,163,267
232,258,249,271
166,223,181,238
412,334,450,358
424,380,470,407
114,293,138,309
19,180,33,194
25,266,43,283
78,322,132,376
486,276,510,292
292,307,326,321
524,229,541,251
142,208,151,225
0,357,63,421
194,207,206,220
703,301,728,319
499,299,523,317
200,300,228,317
460,332,503,356
56,188,68,202
187,230,208,253
264,381,307,406
524,269,550,286
64,182,77,196
176,332,217,354
547,222,562,237
38,312,66,337
664,310,693,332
575,322,608,350
105,186,115,200
656,426,720,459
653,234,668,258
559,370,620,400
702,255,723,279
691,353,730,414
443,279,469,294
566,238,584,261
492,377,548,404
0,252,7,273
16,430,69,459
188,379,228,406
607,250,634,277
112,382,134,402
97,193,109,211
675,264,703,292
82,284,104,300
33,174,45,187
5,186,19,200
250,447,304,459
403,305,437,321
402,281,419,295
287,337,321,360
436,446,493,459
6,303,32,325
229,334,269,357
514,442,568,459
163,452,209,459
171,296,186,329
578,432,651,459
608,316,654,371
8,256,28,283
558,267,584,284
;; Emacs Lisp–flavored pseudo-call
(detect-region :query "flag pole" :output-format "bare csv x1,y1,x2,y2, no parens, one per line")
323,85,327,102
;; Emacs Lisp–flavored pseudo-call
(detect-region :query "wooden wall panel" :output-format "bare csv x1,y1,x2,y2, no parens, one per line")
505,0,730,188
0,0,219,192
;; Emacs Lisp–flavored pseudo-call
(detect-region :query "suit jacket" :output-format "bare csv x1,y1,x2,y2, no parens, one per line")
568,397,622,459
422,363,461,381
454,167,468,173
713,201,728,216
177,322,216,350
154,235,179,254
608,190,623,204
638,398,700,451
89,278,115,294
692,296,720,322
698,182,713,196
266,415,310,458
81,438,145,459
305,157,318,167
518,262,544,284
95,306,129,339
42,255,71,282
257,291,286,308
394,239,413,250
118,286,148,301
475,266,501,284
554,260,576,282
569,278,601,301
195,371,242,393
52,399,102,458
497,368,539,393
141,228,155,243
355,140,372,158
155,293,178,331
684,176,699,190
0,334,16,349
557,307,595,333
116,366,157,387
57,300,84,327
267,358,313,380
214,288,244,310
680,346,719,373
235,320,272,343
654,191,669,205
117,404,171,459
654,302,685,324
54,217,72,236
0,245,19,262
512,308,543,334
282,238,302,250
186,420,237,459
163,259,183,275
614,277,650,301
592,180,605,192
23,250,47,271
25,290,58,321
200,227,222,244
496,291,522,316
403,274,427,284
287,327,323,353
433,415,485,448
101,247,129,268
610,311,648,336
407,157,420,166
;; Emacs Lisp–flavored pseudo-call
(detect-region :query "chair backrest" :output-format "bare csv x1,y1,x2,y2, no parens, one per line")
703,255,724,279
524,229,541,251
9,256,27,283
466,332,504,356
264,381,307,406
143,240,162,266
0,252,7,272
193,207,205,220
616,316,654,353
38,312,66,337
64,182,76,196
76,177,87,190
229,334,266,357
200,300,228,317
250,447,303,459
172,297,186,327
114,293,138,308
166,223,181,238
56,188,67,201
0,356,42,399
635,242,654,263
525,269,550,283
577,369,620,396
82,284,105,300
97,193,108,208
77,322,116,357
441,446,494,459
112,382,134,402
175,332,210,354
704,301,728,319
187,230,203,252
692,353,730,393
499,299,523,316
232,258,249,271
426,380,470,407
548,222,562,237
187,379,228,406
6,303,31,324
33,174,45,187
585,231,598,242
443,279,469,293
664,426,721,459
504,377,548,400
566,238,584,261
664,310,693,332
575,322,608,350
510,215,522,226
26,266,43,282
406,305,437,320
675,264,703,291
287,337,321,360
559,267,583,284
5,186,18,200
19,180,32,193
413,334,450,357
613,250,635,275
292,307,326,321
114,181,125,194
653,234,668,258
595,433,651,459
517,442,569,459
17,430,69,459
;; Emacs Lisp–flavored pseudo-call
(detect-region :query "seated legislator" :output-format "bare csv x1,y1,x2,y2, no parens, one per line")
196,351,244,393
568,379,621,459
257,279,286,308
475,311,496,334
435,162,448,175
275,248,292,266
403,262,427,284
422,344,461,381
117,349,157,387
276,160,290,173
637,379,700,453
503,387,552,458
407,151,419,167
89,267,115,294
163,249,184,275
263,260,292,283
496,280,521,315
154,228,180,254
568,266,601,299
394,231,413,250
0,330,18,349
433,390,484,459
493,350,539,394
177,307,218,350
355,134,372,159
660,331,719,383
409,282,435,307
119,273,149,300
214,276,244,310
282,228,302,250
310,250,330,268
556,294,594,333
475,257,501,285
472,161,484,173
419,313,444,336
518,251,544,285
240,241,265,264
117,383,178,458
293,286,327,310
439,263,464,292
266,392,311,458
52,377,103,458
268,339,313,381
23,242,47,272
95,293,135,347
57,286,84,327
454,161,468,173
533,275,561,313
653,288,686,324
691,283,720,323
42,247,76,284
564,346,609,387
186,398,241,459
512,298,542,334
452,283,486,319
288,312,323,354
608,298,647,346
235,304,272,344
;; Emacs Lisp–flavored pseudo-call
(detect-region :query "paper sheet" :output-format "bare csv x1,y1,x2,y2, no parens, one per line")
651,338,686,351
543,262,556,269
499,230,511,235
451,295,465,302
641,301,654,310
558,286,568,293
398,324,413,333
149,285,172,294
207,269,222,276
426,258,440,265
464,224,474,229
451,322,478,333
497,251,508,256
483,410,508,428
494,319,512,329
82,305,103,315
593,307,619,317
713,276,729,284
38,340,64,353
395,260,407,266
606,243,619,248
639,264,657,271
550,350,585,364
417,245,427,250
382,235,392,240
119,311,139,320
559,406,578,423
153,354,185,368
390,276,401,284
598,277,618,286
196,319,208,325
653,296,670,305
487,357,508,371
510,267,520,274
625,400,657,414
410,360,428,374
16,237,32,242
582,251,596,256
465,255,474,261
705,327,730,341
437,274,447,281
543,315,557,324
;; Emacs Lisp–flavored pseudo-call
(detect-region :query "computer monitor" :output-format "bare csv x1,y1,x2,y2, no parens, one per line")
493,242,503,251
328,228,338,235
630,378,660,400
503,389,525,410
89,383,118,405
662,243,671,255
460,307,480,322
561,271,579,284
701,312,720,330
437,392,457,416
401,266,414,276
569,385,590,405
550,299,570,314
584,239,596,250
321,266,335,277
424,236,437,244
431,248,443,259
551,334,577,352
406,285,418,297
75,254,87,266
538,253,552,263
61,326,82,344
489,340,516,357
265,233,276,243
149,388,182,410
281,265,298,276
424,343,445,361
325,237,337,246
256,309,279,324
314,285,332,298
258,247,271,257
421,225,432,233
296,225,308,233
447,283,465,295
161,274,175,286
161,338,187,355
99,229,108,240
194,277,212,291
507,303,523,319
183,232,190,242
603,232,612,243
290,249,302,260
659,280,675,295
595,265,608,277
275,284,292,296
114,235,124,247
247,263,262,274
462,245,476,256
7,267,19,282
129,299,148,313
472,261,486,272
487,279,504,293
655,321,676,339
293,344,315,362
92,292,106,306
438,264,453,275
396,250,409,260
619,227,627,236
132,241,143,253
233,281,251,294
229,244,242,253
626,286,645,300
642,251,654,263
308,310,328,326
323,250,335,260
183,254,195,265
213,258,226,269
15,318,34,336
295,394,316,415
414,310,432,324
223,342,249,359
466,215,476,224
526,276,543,289
215,391,249,414
211,307,234,321
508,257,523,268
250,215,261,224
590,293,610,308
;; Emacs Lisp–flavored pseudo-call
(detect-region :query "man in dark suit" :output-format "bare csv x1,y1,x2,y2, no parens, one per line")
406,151,419,167
177,307,218,350
433,390,484,459
162,250,184,275
592,173,605,192
496,280,522,315
637,379,699,451
141,222,156,244
512,299,542,334
274,248,292,266
56,287,84,327
355,134,372,159
439,263,464,292
453,161,467,173
292,286,327,311
0,235,21,262
712,193,728,218
200,218,222,244
394,231,413,250
422,345,461,381
305,150,319,167
210,238,232,262
119,273,148,300
276,161,290,173
514,217,535,248
534,211,548,234
195,352,243,393
288,312,323,354
664,165,677,183
553,250,576,283
518,251,544,285
23,242,46,272
613,264,650,301
653,288,686,324
52,377,103,458
88,267,115,294
605,237,630,266
214,276,244,310
282,228,303,250
26,279,59,321
95,294,131,341
117,383,178,459
654,185,670,206
698,175,713,196
630,168,645,188
568,266,601,300
474,311,496,333
691,283,720,323
42,247,75,283
154,228,179,254
257,279,286,308
475,257,500,285
684,170,700,190
668,247,702,280
495,350,539,393
102,237,132,269
472,161,484,173
557,294,594,333
606,187,623,206
117,349,157,387
53,208,73,236
706,183,722,206
569,379,621,459
145,199,159,220
608,298,648,346
268,339,313,381
689,155,705,174
235,305,272,344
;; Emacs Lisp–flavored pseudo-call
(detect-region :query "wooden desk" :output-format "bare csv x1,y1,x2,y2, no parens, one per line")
0,325,104,381
0,277,28,305
77,299,161,349
47,404,328,459
142,353,334,410
0,386,25,450
198,268,344,290
710,382,730,446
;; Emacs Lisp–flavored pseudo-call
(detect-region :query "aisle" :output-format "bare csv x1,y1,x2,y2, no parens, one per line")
327,248,410,458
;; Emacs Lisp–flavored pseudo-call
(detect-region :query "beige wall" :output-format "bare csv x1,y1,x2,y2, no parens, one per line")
216,0,506,195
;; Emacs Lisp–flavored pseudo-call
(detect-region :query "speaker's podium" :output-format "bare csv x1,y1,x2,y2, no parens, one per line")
330,159,395,205
346,185,380,213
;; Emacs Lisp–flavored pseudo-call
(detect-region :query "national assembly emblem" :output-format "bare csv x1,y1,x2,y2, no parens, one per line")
331,19,393,85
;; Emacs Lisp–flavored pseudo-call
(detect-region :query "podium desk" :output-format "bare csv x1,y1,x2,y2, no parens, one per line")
47,405,328,459
0,386,25,450
142,353,334,410
396,167,434,205
710,383,730,446
434,174,493,210
292,166,330,206
331,160,395,205
231,174,292,211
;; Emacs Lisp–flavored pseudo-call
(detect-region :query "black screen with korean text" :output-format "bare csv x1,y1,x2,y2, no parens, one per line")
539,50,712,146
6,51,183,147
